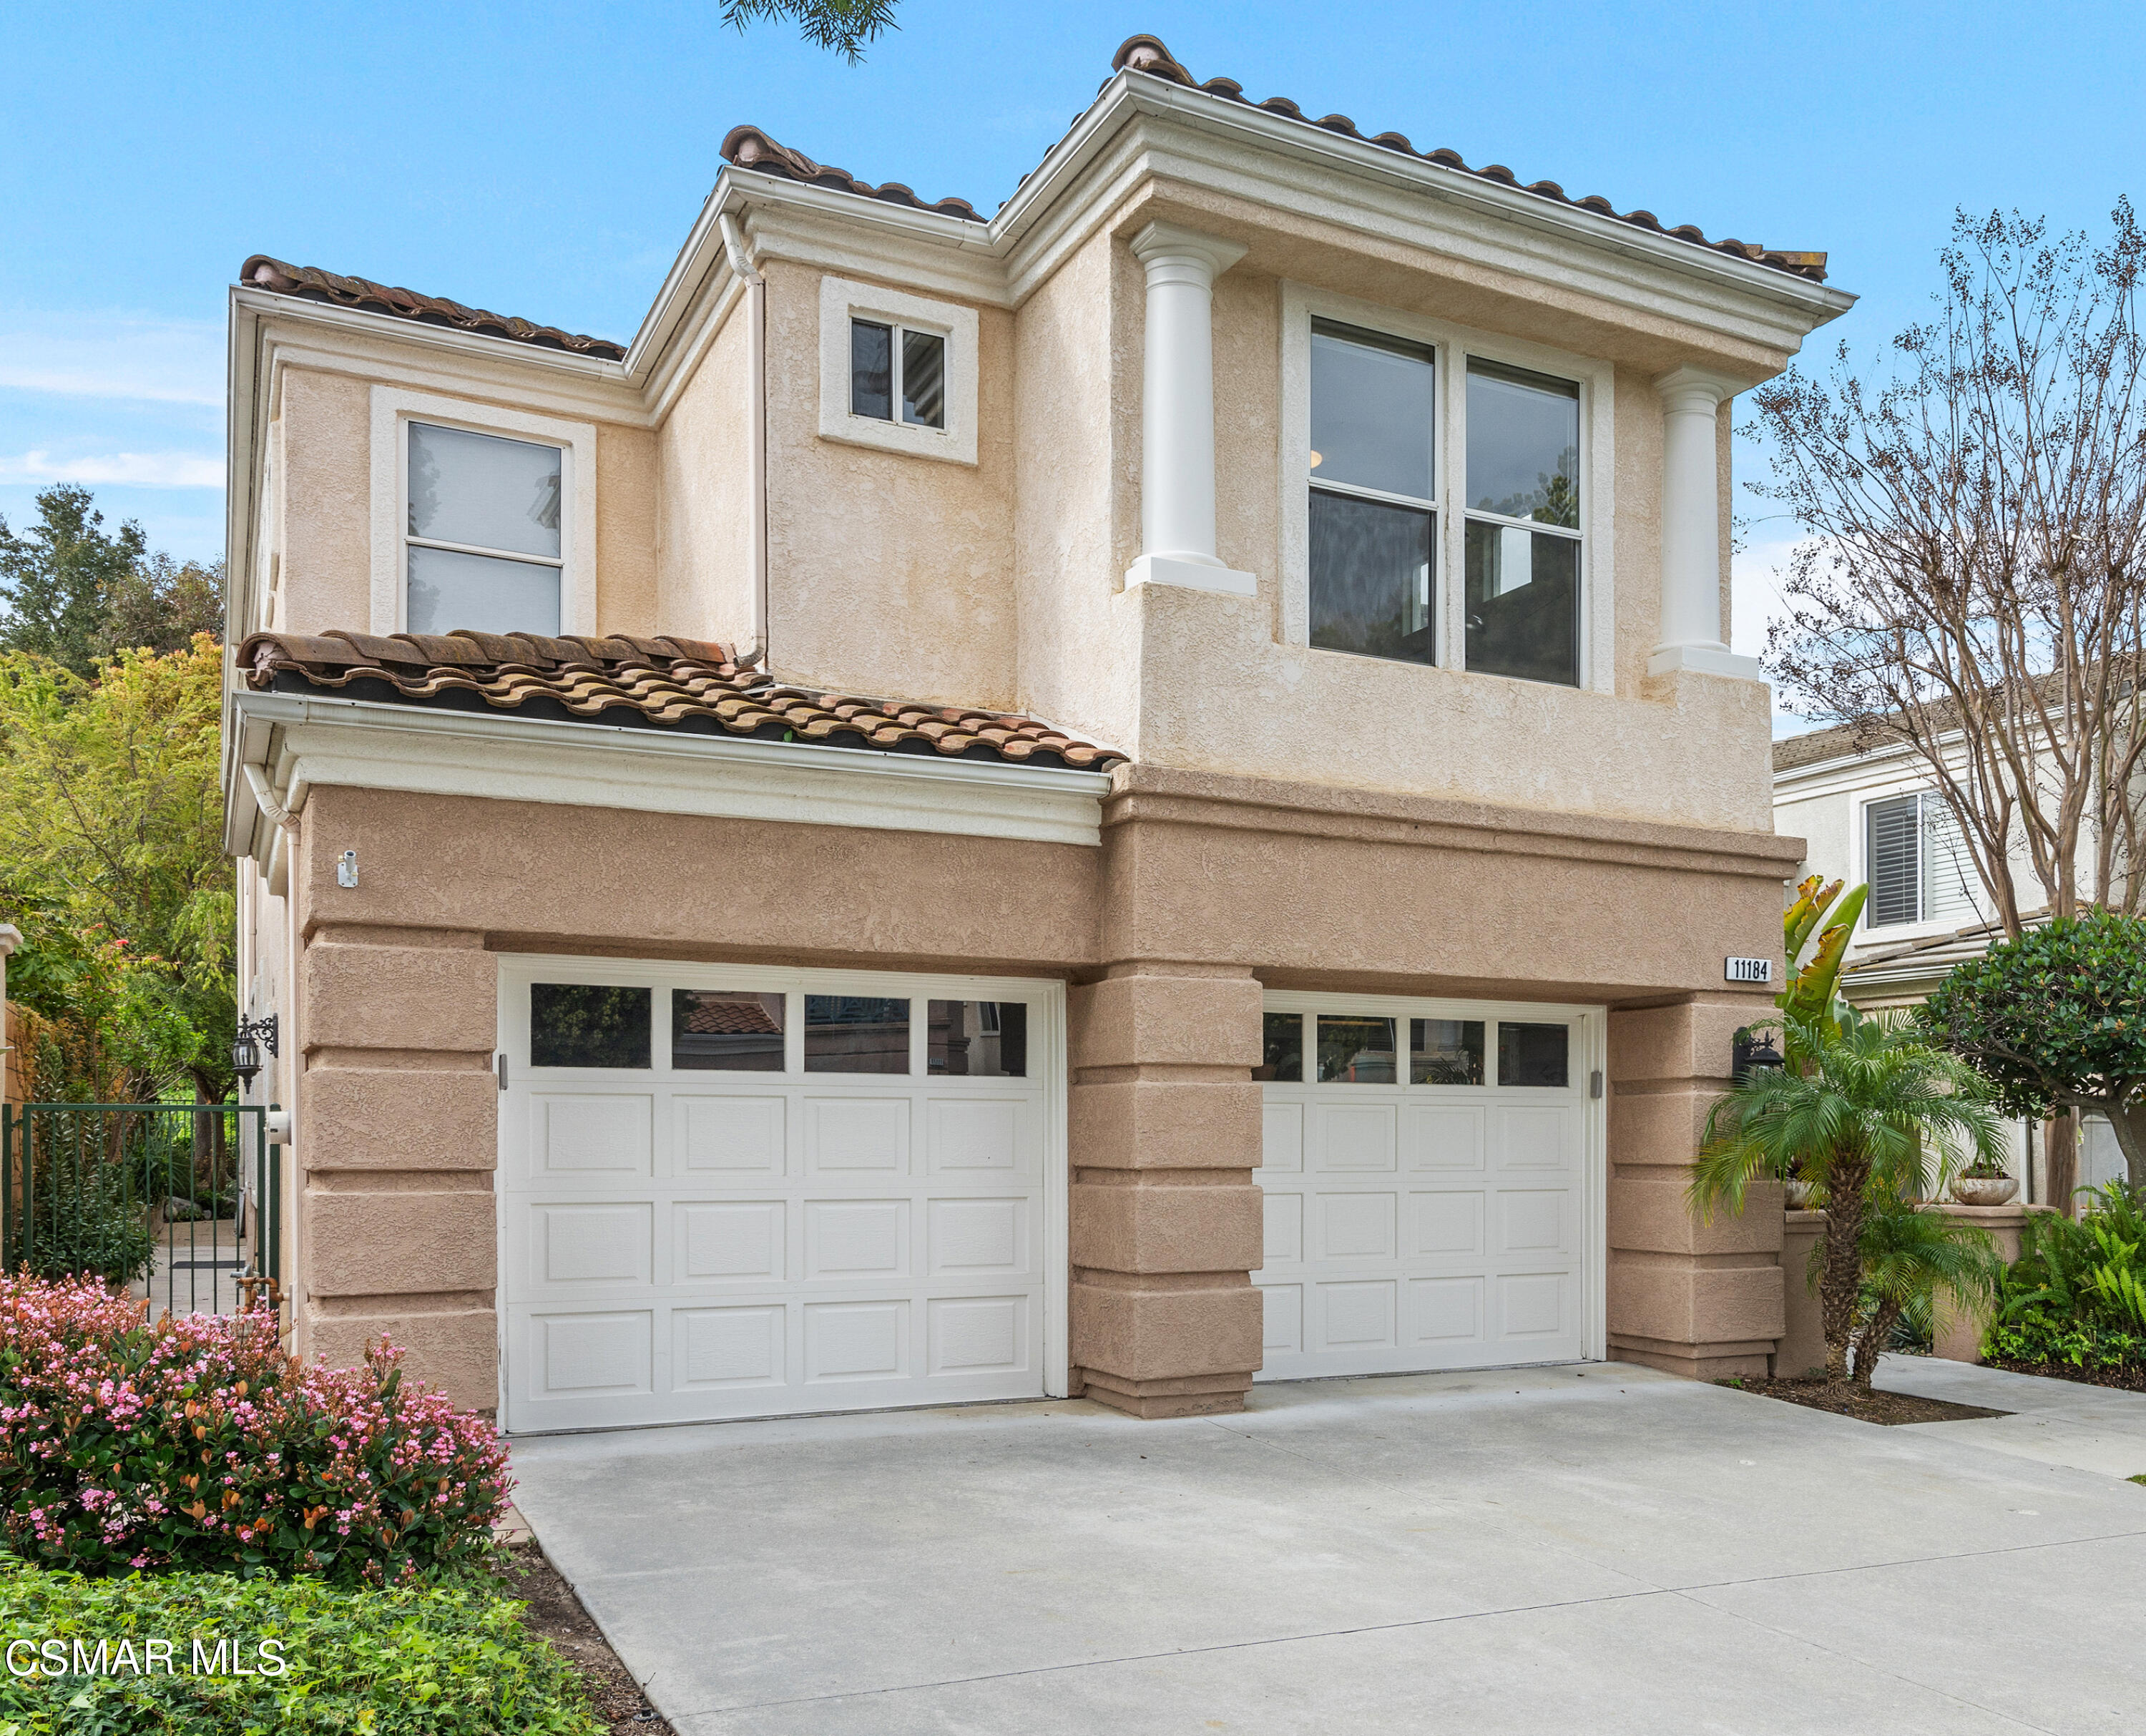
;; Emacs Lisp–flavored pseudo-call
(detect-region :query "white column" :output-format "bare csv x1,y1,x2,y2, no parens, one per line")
1649,366,1759,679
1125,221,1256,597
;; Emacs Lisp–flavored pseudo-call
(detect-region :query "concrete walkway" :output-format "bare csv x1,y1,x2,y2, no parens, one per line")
508,1363,2146,1735
1878,1353,2146,1481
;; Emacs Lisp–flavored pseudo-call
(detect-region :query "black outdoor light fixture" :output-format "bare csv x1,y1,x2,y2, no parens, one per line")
1731,1026,1783,1082
232,1014,280,1090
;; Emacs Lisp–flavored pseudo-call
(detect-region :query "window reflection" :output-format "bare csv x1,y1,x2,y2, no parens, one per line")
804,995,911,1073
1317,1015,1397,1084
673,990,785,1071
1498,1022,1570,1088
530,984,650,1069
927,1000,1025,1076
1410,1019,1485,1085
1258,1011,1304,1082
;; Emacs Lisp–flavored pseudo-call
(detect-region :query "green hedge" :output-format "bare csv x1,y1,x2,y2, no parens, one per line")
0,1555,599,1735
1987,1310,2146,1375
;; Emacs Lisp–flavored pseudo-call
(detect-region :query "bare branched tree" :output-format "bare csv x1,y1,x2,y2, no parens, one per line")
1752,203,2146,933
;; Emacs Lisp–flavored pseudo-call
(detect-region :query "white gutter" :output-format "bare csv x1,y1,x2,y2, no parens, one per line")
226,690,1115,850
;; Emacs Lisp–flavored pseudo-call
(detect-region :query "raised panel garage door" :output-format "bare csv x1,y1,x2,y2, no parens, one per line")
1253,997,1601,1381
499,963,1062,1433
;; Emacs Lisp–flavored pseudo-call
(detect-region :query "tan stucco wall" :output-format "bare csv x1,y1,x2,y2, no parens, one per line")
655,305,755,647
595,423,659,639
761,260,1019,708
277,368,373,634
268,770,1803,1412
1011,227,1145,756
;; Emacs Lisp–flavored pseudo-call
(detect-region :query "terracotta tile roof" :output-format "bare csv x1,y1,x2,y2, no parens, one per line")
720,33,1828,283
718,127,984,221
239,257,628,361
237,628,1127,772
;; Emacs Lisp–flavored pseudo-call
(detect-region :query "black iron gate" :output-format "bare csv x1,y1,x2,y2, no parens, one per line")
0,1102,280,1320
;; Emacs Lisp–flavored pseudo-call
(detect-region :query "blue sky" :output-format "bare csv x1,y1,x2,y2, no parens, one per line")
6,0,2144,718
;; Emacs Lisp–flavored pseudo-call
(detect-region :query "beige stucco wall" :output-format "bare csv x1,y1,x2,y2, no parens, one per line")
1011,227,1145,755
761,260,1019,708
655,305,755,647
277,368,373,635
595,423,659,639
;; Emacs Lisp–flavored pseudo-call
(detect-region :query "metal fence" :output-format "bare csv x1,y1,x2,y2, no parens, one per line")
0,1102,279,1320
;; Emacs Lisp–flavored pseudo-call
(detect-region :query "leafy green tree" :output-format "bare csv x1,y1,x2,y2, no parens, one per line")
0,485,149,677
1692,1010,2004,1381
1919,911,2146,1193
722,0,896,61
0,636,234,1104
102,550,226,659
1849,1200,2000,1386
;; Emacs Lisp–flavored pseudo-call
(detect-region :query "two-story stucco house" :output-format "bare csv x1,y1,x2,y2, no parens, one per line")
222,34,1852,1430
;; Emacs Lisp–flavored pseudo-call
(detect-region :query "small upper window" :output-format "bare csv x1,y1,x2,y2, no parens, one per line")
850,320,946,429
406,421,563,637
1463,361,1582,688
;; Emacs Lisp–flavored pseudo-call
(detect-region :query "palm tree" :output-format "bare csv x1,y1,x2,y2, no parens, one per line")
1691,1009,2005,1383
1848,1199,2002,1386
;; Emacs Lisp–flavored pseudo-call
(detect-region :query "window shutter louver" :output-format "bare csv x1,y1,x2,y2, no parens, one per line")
1866,794,1922,926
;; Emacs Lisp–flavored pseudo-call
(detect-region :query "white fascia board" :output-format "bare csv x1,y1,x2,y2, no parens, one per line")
225,691,1110,851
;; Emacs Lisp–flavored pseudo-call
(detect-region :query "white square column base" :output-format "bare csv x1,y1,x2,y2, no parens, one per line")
1125,554,1258,597
1647,642,1764,681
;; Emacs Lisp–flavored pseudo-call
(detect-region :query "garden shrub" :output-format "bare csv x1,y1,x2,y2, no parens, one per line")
0,1277,509,1583
1985,1184,2146,1379
19,1164,154,1288
0,1552,599,1735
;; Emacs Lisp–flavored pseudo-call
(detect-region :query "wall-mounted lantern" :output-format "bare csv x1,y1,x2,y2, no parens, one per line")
1732,1026,1783,1082
232,1014,280,1092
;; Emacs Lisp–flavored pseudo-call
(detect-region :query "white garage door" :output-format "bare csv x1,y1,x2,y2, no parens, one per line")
498,961,1064,1433
1255,996,1602,1381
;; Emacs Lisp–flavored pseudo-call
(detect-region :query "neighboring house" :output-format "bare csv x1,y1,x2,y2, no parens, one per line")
222,34,1850,1430
1772,722,2127,1200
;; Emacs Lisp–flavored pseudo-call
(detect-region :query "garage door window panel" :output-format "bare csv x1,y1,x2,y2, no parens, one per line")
928,1001,1026,1077
1410,1019,1484,1085
531,984,651,1069
672,990,786,1071
1258,1011,1305,1082
1317,1015,1397,1084
805,996,911,1074
1497,1022,1569,1088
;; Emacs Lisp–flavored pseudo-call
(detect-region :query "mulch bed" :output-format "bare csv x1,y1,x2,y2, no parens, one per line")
1989,1357,2146,1395
1716,1375,2011,1426
505,1539,672,1734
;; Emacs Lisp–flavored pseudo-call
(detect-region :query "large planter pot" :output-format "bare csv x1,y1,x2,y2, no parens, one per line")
1784,1177,1818,1209
1951,1175,2020,1207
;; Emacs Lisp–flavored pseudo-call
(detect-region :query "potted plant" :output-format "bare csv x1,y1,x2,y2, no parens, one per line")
1951,1154,2019,1207
1782,1160,1819,1210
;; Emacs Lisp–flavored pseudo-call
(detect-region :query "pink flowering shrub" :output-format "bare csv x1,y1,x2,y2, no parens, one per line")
0,1275,510,1583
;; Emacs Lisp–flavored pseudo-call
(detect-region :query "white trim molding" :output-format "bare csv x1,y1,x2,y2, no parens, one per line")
816,275,980,466
367,386,598,639
1278,282,1617,694
225,690,1112,858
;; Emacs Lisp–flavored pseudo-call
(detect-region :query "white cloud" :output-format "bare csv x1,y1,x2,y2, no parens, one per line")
0,313,223,406
0,449,222,488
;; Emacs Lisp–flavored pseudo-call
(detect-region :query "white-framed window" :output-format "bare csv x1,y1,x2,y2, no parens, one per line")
1864,790,1984,929
1281,286,1615,695
367,387,597,638
817,275,979,466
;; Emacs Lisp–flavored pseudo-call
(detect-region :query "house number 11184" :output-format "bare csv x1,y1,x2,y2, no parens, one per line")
1725,956,1773,984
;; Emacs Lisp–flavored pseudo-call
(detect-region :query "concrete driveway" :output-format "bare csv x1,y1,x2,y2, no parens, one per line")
507,1361,2146,1734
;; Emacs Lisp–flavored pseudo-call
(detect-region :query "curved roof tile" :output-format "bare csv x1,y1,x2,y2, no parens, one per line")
239,628,1127,773
238,257,627,359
